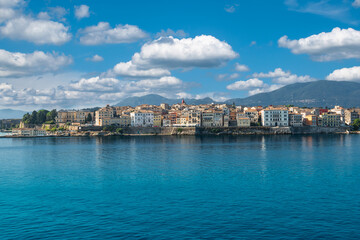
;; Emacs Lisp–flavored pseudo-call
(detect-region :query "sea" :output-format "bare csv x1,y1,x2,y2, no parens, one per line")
0,135,359,239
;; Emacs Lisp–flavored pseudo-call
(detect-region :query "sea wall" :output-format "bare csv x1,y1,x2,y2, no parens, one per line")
291,126,350,134
118,126,350,136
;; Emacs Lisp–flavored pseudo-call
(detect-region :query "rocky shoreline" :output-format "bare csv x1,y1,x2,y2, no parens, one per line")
1,126,357,138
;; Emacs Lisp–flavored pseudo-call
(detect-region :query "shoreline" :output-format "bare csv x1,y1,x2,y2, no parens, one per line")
1,126,358,138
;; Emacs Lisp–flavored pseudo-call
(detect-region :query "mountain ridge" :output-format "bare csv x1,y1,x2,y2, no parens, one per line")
115,81,360,108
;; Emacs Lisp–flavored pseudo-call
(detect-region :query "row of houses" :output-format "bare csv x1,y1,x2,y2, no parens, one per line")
54,101,360,128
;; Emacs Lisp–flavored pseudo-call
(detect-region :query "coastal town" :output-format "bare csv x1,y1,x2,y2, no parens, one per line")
1,99,360,137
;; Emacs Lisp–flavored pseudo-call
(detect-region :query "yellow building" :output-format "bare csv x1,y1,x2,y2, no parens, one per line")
95,105,115,126
237,117,251,127
304,115,318,126
153,114,162,127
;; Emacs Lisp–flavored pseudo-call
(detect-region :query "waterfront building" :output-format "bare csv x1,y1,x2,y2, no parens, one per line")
98,115,130,127
303,115,318,126
289,114,303,127
202,112,215,127
56,110,94,124
153,113,162,127
344,110,359,125
12,128,47,136
244,109,259,124
130,112,154,127
237,117,251,127
319,113,342,127
95,105,115,126
261,109,289,127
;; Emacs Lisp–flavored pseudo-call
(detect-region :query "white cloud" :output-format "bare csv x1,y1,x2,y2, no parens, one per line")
235,63,250,72
226,78,266,90
252,68,316,84
75,5,90,20
0,16,71,45
275,74,314,85
279,27,360,61
111,61,170,78
78,22,147,45
130,76,183,91
155,29,187,38
48,6,68,21
131,35,238,69
253,68,290,78
216,73,239,81
248,84,283,96
69,77,120,92
285,0,355,24
0,8,15,23
0,74,189,108
109,35,238,79
175,92,229,102
0,49,72,77
0,0,24,8
326,66,360,82
353,0,360,8
86,54,104,62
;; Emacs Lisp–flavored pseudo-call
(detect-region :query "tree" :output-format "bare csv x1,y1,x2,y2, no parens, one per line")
37,110,49,124
352,119,360,131
85,113,92,123
46,109,57,122
29,111,38,124
22,113,31,124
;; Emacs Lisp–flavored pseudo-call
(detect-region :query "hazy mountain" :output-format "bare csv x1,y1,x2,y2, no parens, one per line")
114,81,360,108
115,94,215,106
226,80,360,108
0,109,27,119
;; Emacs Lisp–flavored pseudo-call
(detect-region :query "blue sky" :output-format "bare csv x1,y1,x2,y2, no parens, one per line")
1,0,360,110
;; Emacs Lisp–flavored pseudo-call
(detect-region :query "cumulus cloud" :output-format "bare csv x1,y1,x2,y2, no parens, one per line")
78,22,147,45
0,49,72,77
235,63,250,72
0,7,15,23
111,61,170,78
0,16,71,45
75,5,90,20
86,54,104,62
253,68,315,84
279,28,360,61
226,78,266,90
0,74,189,108
70,77,119,92
131,35,238,69
326,66,360,82
109,35,238,79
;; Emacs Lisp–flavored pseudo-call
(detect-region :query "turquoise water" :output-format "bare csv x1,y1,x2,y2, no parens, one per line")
0,135,359,239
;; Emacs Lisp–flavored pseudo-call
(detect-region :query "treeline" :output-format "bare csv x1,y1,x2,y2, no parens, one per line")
22,109,57,125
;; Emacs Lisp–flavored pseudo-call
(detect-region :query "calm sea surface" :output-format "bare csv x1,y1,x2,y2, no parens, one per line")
0,135,359,239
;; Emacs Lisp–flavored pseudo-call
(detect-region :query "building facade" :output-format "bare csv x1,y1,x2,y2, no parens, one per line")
261,109,289,127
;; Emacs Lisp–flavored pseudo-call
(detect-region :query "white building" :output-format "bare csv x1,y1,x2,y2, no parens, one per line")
130,112,154,127
261,109,289,127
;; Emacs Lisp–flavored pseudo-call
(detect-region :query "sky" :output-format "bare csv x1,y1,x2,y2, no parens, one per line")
1,0,360,110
